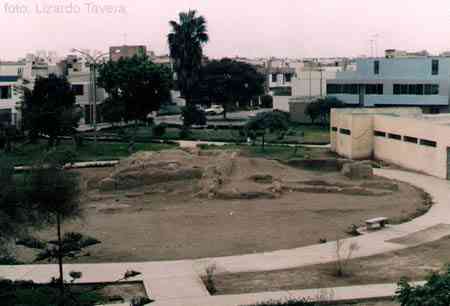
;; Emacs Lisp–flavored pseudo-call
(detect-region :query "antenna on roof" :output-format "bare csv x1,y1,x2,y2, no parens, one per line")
123,33,128,46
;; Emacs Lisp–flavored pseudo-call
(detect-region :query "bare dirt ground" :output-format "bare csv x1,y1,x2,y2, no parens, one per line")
16,149,429,263
212,235,450,295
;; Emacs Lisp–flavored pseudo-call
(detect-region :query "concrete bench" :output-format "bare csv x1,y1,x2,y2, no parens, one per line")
366,217,389,231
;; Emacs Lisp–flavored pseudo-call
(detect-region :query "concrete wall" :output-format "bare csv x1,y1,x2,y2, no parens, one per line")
273,96,290,111
351,114,374,159
331,107,450,179
373,115,450,179
289,97,320,123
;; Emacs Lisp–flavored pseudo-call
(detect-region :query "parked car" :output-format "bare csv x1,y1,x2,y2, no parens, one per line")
205,105,224,115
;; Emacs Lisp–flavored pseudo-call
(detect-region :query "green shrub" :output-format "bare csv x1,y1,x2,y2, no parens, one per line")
179,128,191,139
152,124,167,138
0,255,22,265
396,266,450,306
181,105,207,127
16,236,47,250
260,95,274,108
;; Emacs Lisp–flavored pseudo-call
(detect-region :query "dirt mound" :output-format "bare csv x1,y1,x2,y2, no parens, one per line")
95,149,398,201
341,161,373,180
99,150,236,192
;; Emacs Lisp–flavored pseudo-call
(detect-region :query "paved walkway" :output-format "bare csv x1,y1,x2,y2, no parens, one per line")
1,169,449,305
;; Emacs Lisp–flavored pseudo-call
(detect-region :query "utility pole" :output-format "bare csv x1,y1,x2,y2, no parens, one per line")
71,49,108,150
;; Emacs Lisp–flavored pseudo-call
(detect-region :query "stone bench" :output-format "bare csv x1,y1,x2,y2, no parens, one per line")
366,217,389,231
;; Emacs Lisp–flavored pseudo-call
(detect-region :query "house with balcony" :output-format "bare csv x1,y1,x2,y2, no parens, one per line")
61,54,107,125
0,61,26,126
326,57,450,113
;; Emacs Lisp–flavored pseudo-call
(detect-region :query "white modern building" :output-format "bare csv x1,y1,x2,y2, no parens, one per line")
327,57,450,113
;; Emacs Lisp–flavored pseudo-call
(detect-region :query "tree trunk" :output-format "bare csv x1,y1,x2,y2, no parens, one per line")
56,213,65,302
261,133,265,151
222,104,227,120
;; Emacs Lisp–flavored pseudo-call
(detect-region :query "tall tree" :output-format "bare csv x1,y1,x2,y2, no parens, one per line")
195,58,265,119
168,10,209,105
26,156,81,301
22,74,81,146
304,97,344,124
97,55,172,125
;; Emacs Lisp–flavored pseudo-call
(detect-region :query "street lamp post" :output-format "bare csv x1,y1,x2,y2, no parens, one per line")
70,49,108,148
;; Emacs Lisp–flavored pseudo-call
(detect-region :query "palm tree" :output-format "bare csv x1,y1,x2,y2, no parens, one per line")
168,10,209,105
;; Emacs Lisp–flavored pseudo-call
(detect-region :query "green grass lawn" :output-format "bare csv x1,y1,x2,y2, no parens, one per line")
93,124,330,144
198,143,332,162
2,140,177,166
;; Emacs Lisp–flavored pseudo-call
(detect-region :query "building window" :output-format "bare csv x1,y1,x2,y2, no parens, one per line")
331,127,338,132
366,84,383,95
271,74,277,82
394,84,439,95
400,84,408,95
388,133,402,140
339,128,351,135
407,84,424,95
0,86,12,99
404,136,418,144
327,84,342,94
432,59,439,75
285,73,292,82
420,139,437,147
374,131,386,137
431,84,439,95
72,84,84,96
374,60,380,75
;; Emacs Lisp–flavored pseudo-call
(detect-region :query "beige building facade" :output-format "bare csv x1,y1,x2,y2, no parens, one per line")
331,107,450,179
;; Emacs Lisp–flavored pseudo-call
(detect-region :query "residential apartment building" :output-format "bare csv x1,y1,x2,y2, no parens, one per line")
61,54,107,125
326,57,450,113
0,61,26,126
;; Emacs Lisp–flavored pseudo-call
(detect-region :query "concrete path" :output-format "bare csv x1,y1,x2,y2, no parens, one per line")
1,169,449,305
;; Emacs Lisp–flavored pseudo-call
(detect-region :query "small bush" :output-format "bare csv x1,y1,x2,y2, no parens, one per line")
152,124,167,138
16,236,47,250
397,266,450,306
345,224,361,237
179,128,191,139
204,264,217,295
79,236,101,248
0,255,22,265
181,105,207,127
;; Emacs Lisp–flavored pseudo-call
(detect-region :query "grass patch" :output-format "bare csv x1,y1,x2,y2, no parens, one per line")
199,144,333,162
198,144,305,161
90,124,330,144
2,140,177,166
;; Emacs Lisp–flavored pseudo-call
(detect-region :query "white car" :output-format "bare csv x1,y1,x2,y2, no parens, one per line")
205,105,224,115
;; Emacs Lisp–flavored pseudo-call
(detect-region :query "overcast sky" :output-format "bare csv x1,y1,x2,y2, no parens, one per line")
1,0,450,60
